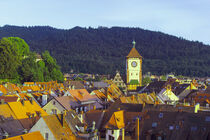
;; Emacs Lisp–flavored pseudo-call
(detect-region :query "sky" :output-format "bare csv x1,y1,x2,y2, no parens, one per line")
0,0,210,44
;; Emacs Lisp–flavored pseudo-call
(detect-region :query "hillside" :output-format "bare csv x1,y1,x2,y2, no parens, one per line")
0,25,210,77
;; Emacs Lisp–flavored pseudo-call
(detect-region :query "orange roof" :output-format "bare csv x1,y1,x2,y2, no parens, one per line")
8,100,48,119
5,131,44,140
0,104,17,118
127,47,142,58
0,85,7,95
105,110,125,129
69,89,97,102
23,82,35,85
43,115,76,140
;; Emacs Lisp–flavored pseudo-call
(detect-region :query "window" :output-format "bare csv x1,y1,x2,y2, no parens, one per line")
191,126,197,131
45,133,49,140
205,116,210,122
169,126,174,130
159,113,163,118
152,122,157,128
53,101,56,105
176,125,179,130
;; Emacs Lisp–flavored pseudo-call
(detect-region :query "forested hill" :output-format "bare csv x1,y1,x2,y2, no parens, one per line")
0,25,210,77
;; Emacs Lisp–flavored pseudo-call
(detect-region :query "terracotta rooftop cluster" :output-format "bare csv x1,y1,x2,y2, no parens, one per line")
0,78,209,140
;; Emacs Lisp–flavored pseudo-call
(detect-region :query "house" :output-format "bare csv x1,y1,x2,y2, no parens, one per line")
43,96,77,115
0,104,25,139
7,100,47,119
64,80,85,89
4,131,44,140
30,114,76,140
66,89,103,112
138,110,210,140
112,71,127,90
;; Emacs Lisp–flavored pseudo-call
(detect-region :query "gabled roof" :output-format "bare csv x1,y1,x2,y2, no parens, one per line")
65,110,83,135
69,89,98,102
0,105,25,139
127,47,142,58
105,110,125,129
54,96,76,110
7,100,47,119
4,131,44,140
42,114,76,140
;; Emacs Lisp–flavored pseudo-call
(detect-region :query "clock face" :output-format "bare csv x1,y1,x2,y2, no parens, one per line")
131,61,137,67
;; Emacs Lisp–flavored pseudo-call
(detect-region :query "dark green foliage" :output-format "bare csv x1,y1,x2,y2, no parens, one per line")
0,37,63,83
142,77,152,86
0,37,21,82
0,25,210,77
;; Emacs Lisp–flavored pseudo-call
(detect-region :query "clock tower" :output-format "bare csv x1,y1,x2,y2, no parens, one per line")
126,41,142,90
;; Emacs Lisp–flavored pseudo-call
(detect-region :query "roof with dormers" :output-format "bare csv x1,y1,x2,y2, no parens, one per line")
127,47,142,58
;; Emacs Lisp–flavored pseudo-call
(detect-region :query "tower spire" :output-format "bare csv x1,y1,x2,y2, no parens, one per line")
132,40,136,48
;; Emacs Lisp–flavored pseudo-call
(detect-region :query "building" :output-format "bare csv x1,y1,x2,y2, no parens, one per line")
112,70,127,90
126,41,142,91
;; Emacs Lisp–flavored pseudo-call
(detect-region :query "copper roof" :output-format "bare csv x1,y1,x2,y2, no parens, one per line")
127,47,142,58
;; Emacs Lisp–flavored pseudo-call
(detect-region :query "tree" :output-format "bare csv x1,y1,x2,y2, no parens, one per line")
42,51,63,82
142,77,152,86
0,37,21,82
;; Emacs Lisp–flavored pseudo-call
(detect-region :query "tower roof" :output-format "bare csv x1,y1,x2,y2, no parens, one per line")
127,41,142,58
127,47,142,58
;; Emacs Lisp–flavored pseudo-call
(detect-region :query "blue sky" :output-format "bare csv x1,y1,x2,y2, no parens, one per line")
0,0,210,44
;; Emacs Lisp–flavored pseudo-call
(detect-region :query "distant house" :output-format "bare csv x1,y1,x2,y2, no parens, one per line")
43,96,77,115
65,89,103,112
112,71,127,90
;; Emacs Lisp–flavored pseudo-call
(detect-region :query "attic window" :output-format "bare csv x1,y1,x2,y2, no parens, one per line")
152,122,157,128
205,116,210,122
159,113,163,118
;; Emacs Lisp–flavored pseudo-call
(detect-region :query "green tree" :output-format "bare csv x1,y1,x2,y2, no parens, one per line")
42,51,63,82
0,37,21,82
142,77,152,86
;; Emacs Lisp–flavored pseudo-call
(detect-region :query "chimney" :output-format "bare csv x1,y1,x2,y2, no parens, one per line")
42,95,48,106
132,95,135,101
92,121,96,132
194,103,200,113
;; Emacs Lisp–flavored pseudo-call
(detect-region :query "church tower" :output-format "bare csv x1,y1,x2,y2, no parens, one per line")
126,41,142,90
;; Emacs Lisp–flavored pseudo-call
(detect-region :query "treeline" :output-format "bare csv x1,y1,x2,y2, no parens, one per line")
0,37,63,83
0,25,210,77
